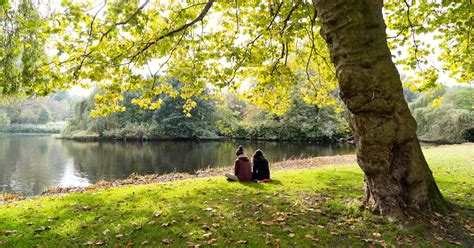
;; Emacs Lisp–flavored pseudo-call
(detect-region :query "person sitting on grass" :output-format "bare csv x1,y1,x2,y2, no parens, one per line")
252,149,272,182
225,145,252,182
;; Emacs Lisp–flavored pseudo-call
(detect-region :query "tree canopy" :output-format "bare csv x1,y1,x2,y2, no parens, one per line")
0,0,471,115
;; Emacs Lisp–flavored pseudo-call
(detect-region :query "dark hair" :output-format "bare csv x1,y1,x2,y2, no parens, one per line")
235,145,244,156
252,149,265,161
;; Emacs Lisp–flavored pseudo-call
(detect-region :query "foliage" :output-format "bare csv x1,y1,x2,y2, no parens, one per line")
1,1,469,116
225,85,350,141
0,91,73,125
0,123,61,133
410,87,474,143
37,107,52,124
61,81,221,139
0,0,50,96
61,80,350,141
385,0,472,90
0,109,9,126
0,144,472,247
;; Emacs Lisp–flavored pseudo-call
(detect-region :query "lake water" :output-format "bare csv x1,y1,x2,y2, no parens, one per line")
0,135,355,196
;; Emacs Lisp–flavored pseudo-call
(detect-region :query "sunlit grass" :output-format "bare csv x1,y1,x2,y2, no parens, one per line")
0,144,472,247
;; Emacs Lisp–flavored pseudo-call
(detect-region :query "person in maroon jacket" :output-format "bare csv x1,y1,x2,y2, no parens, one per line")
225,145,252,182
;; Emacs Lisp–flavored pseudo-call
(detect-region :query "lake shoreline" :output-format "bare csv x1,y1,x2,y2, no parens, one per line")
53,133,354,144
1,154,357,203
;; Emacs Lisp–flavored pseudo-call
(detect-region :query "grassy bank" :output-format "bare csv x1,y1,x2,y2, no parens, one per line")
0,122,63,134
0,144,472,247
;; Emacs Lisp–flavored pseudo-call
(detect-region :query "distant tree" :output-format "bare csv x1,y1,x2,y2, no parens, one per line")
410,87,474,143
37,107,52,124
0,110,10,126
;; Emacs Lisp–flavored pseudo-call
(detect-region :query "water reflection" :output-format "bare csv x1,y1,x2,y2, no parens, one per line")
0,135,355,195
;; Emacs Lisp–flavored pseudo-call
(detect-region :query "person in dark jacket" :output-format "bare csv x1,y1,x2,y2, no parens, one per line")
225,145,253,182
252,149,271,181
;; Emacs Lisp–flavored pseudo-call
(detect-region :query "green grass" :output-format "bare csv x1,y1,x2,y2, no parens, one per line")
0,144,472,247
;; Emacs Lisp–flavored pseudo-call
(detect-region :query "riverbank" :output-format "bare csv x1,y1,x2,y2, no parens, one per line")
0,123,62,134
54,132,353,143
0,144,472,247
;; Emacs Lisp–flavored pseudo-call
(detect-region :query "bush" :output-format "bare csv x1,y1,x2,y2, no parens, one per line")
37,107,52,124
0,111,10,126
0,123,61,133
410,87,474,143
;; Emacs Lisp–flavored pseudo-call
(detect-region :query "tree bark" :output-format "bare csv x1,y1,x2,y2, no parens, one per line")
315,0,448,216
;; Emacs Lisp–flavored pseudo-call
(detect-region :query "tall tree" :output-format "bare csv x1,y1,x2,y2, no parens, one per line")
315,0,446,216
2,0,471,216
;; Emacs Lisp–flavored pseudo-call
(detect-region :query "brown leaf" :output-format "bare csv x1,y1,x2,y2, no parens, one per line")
211,223,220,228
207,239,217,245
372,232,382,238
288,233,295,237
34,226,51,234
161,239,171,245
95,240,106,246
102,229,110,235
275,239,281,248
236,240,247,244
203,232,212,238
0,230,16,236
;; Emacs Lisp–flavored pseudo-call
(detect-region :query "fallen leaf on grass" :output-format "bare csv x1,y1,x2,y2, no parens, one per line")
288,233,295,237
95,240,106,246
372,232,382,238
102,229,110,235
433,234,443,241
211,223,220,228
236,240,247,244
148,220,156,225
304,234,314,239
141,240,148,245
206,239,217,245
115,234,124,239
447,240,462,245
186,242,200,248
47,216,59,222
34,226,51,234
275,239,281,248
0,230,16,236
161,239,171,245
203,232,212,238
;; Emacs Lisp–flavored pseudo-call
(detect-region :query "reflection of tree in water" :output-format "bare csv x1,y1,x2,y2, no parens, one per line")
62,141,230,182
62,140,355,184
0,136,69,195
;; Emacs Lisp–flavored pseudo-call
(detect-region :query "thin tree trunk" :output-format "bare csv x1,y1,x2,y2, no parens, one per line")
315,0,448,216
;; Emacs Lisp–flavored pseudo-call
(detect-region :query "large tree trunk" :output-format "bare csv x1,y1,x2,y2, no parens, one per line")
315,0,448,216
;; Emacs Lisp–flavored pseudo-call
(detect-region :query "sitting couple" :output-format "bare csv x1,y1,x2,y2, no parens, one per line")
225,145,272,182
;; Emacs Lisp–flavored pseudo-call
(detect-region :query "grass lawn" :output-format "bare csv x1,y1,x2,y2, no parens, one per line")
0,144,472,247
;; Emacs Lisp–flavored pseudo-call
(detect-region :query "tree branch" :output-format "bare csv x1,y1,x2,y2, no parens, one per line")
127,0,215,64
